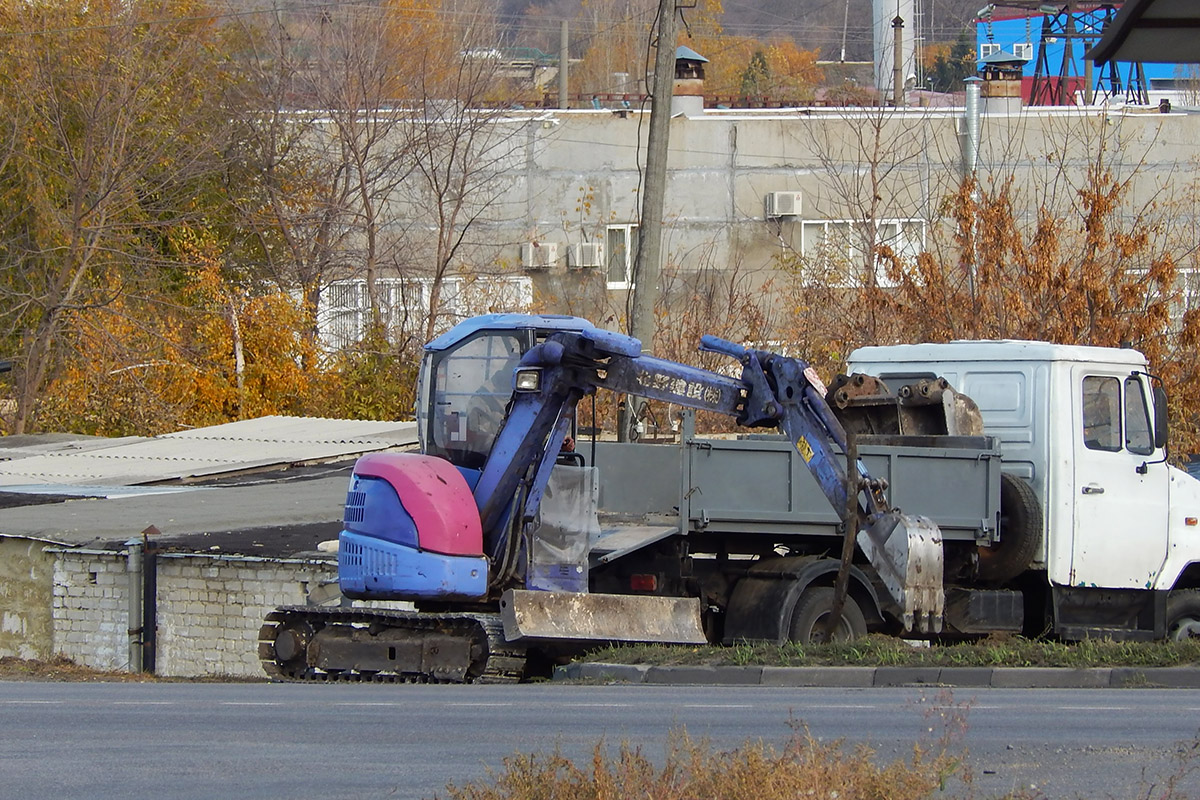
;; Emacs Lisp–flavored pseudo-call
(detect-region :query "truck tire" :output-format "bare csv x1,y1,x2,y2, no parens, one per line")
788,586,867,644
978,473,1042,583
1167,590,1200,641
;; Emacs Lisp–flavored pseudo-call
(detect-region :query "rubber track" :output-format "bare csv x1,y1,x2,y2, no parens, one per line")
258,606,526,684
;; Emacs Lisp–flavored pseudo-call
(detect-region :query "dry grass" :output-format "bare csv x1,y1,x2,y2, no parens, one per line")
0,655,262,683
437,692,1200,800
439,724,966,800
581,635,1200,670
0,655,154,682
439,692,974,799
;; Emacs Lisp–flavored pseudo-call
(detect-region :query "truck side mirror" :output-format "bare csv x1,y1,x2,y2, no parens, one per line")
1153,385,1169,449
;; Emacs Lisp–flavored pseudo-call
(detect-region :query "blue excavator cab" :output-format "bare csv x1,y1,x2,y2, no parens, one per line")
340,315,595,601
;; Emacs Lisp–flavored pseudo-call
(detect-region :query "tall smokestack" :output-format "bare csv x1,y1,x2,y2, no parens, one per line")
892,15,905,106
873,0,915,98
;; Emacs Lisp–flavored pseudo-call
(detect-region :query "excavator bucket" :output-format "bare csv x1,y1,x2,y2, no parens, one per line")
856,513,944,633
499,589,708,644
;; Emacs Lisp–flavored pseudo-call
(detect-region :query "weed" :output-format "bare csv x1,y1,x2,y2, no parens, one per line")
437,722,967,800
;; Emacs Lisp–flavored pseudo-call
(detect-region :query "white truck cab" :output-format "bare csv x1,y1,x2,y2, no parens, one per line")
849,340,1200,639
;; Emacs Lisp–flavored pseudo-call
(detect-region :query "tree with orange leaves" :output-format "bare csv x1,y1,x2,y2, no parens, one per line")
0,0,240,434
37,227,315,437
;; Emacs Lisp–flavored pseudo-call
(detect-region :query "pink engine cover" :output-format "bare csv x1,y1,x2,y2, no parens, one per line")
353,452,483,557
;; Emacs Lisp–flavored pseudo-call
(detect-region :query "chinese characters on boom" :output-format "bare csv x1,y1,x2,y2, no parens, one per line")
639,373,727,405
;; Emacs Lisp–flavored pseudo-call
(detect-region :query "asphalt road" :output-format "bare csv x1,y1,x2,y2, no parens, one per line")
2,681,1198,799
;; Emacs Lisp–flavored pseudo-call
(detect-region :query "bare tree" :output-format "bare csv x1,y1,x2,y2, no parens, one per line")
774,104,936,358
0,0,234,433
225,5,360,364
399,56,536,342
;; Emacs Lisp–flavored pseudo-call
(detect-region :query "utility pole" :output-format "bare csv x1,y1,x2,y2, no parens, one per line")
620,0,678,441
558,20,569,109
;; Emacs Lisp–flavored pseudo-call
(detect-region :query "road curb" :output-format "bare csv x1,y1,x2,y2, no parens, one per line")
554,662,1200,688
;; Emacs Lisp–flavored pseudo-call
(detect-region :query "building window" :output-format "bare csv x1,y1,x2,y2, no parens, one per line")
319,275,533,349
980,42,1001,59
606,224,639,289
799,219,925,288
1012,42,1033,60
323,281,366,348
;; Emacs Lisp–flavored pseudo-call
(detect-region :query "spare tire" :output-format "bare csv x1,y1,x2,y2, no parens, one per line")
978,473,1043,583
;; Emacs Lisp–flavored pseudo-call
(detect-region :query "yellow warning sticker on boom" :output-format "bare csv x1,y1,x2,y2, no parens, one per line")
795,436,814,463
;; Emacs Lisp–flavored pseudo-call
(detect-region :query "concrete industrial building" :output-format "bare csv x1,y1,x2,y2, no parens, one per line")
316,99,1200,348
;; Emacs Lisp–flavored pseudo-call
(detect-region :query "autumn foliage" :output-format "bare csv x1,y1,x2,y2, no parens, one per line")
38,232,316,436
0,0,1197,459
881,170,1200,454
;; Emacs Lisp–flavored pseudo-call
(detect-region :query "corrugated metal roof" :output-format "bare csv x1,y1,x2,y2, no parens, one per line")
0,415,416,488
0,472,352,551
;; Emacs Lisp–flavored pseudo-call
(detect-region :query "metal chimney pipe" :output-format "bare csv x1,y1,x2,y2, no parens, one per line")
964,76,982,176
126,537,143,673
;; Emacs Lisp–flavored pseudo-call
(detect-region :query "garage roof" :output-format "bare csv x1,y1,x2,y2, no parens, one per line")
0,415,419,554
0,415,416,488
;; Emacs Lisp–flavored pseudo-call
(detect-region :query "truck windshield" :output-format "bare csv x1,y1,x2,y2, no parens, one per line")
421,333,523,468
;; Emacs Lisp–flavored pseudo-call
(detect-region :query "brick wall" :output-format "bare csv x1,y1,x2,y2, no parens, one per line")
51,549,341,678
52,550,129,670
155,554,337,678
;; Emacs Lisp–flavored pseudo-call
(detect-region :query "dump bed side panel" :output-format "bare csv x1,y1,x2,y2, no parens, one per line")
590,436,1000,543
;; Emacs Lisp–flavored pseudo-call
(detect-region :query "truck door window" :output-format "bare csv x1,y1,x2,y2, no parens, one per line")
1082,376,1121,452
1124,376,1154,455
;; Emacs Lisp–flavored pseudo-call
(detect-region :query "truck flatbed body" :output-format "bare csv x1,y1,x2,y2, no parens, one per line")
587,430,1001,551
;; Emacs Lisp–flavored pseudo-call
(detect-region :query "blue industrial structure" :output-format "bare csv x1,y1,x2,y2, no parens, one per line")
976,4,1195,105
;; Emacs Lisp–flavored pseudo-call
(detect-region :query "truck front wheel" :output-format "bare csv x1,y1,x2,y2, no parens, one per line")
1166,590,1200,640
789,586,867,644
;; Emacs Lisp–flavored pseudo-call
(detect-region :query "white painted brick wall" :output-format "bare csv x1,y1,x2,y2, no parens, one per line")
155,555,338,678
52,552,130,671
51,549,417,679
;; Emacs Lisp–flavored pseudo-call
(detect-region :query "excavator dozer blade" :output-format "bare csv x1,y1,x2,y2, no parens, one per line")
856,513,944,633
499,589,708,644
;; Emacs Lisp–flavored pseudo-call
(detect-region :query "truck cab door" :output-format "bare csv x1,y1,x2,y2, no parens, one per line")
1069,369,1168,589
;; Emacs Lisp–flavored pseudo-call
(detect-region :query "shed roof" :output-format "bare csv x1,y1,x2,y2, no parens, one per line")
0,415,415,487
0,415,418,556
1087,0,1200,64
0,470,351,555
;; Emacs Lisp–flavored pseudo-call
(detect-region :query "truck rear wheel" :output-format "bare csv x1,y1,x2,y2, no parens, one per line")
978,473,1042,583
1167,590,1200,641
788,586,867,644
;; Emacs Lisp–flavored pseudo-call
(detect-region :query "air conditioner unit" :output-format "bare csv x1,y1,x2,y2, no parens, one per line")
765,191,802,218
568,242,603,269
520,241,558,270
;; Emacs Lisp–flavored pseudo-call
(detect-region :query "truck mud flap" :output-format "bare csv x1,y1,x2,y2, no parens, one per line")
856,513,944,633
499,589,707,644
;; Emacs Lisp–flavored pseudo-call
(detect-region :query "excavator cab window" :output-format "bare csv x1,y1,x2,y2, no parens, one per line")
420,332,525,469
